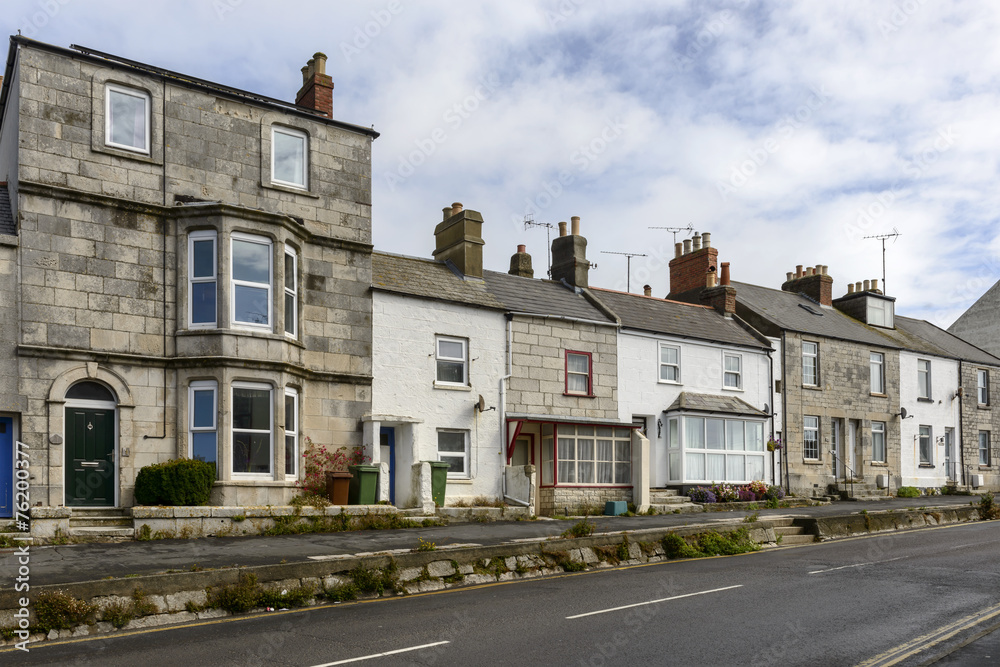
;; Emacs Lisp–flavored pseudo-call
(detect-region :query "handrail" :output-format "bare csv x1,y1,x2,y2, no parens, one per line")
829,449,855,499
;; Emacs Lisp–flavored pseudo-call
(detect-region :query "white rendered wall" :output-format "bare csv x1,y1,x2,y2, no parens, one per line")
617,329,773,486
373,292,507,503
899,351,960,487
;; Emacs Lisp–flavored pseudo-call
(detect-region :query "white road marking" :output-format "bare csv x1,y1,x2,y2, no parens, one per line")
310,640,450,666
566,584,743,619
808,556,905,574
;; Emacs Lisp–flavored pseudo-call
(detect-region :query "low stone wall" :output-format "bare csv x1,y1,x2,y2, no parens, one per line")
539,487,633,516
804,506,980,539
0,520,774,646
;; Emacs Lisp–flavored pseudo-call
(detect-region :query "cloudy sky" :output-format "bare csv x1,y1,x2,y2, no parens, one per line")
4,0,998,328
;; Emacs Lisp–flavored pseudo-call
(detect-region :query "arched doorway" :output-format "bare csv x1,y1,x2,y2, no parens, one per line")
64,381,117,507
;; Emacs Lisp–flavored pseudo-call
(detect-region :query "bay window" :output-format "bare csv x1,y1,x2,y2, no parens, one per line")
232,383,273,475
188,231,217,327
677,416,765,483
189,381,218,471
284,388,298,478
553,425,631,485
284,246,297,338
231,234,273,329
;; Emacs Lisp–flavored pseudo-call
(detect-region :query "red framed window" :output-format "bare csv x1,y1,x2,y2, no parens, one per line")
565,350,593,396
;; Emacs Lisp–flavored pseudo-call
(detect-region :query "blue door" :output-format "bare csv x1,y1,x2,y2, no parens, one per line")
379,427,395,505
0,417,13,518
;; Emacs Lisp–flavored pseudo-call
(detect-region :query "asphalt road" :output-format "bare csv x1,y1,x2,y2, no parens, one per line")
6,518,1000,666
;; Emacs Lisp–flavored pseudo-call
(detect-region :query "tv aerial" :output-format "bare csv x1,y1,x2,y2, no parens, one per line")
600,251,648,292
523,214,555,277
863,228,901,294
649,224,695,245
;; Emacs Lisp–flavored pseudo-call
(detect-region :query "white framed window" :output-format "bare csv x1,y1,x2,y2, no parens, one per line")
232,382,273,476
438,429,469,478
566,351,593,396
659,343,680,383
872,421,886,463
723,353,742,389
435,336,468,385
556,425,632,485
231,233,273,329
284,245,297,338
870,352,885,394
105,83,150,153
284,388,298,479
867,297,894,328
271,126,308,189
917,359,931,400
919,425,932,465
680,417,764,483
189,381,218,472
188,231,217,328
978,370,989,405
541,424,554,485
803,416,819,460
802,341,818,386
980,431,991,466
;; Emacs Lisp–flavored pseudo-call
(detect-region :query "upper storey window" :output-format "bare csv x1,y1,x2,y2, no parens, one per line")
231,234,273,329
271,126,308,189
105,84,150,154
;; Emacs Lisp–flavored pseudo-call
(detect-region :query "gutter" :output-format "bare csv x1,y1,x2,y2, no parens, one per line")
505,310,617,328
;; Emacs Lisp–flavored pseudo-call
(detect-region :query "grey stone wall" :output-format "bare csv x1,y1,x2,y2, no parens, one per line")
2,42,374,508
781,332,900,496
960,364,1000,490
506,315,618,420
538,486,631,516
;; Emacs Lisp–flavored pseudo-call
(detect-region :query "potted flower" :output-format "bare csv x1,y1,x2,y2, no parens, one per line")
766,437,783,452
298,437,369,505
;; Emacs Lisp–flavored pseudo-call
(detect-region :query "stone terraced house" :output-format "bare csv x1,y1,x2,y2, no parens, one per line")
0,36,378,524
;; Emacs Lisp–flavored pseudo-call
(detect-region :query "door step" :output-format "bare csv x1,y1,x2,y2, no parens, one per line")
67,526,134,539
773,524,817,545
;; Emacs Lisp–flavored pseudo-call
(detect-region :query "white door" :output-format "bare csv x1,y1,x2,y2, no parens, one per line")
832,420,842,478
944,428,955,481
847,421,857,479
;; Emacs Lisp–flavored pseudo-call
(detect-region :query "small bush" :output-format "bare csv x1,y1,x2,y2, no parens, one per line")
562,519,595,538
979,493,1000,521
134,458,215,506
764,485,785,501
325,583,358,602
35,591,96,632
661,528,760,560
349,562,399,596
688,487,716,503
897,486,920,498
209,572,262,614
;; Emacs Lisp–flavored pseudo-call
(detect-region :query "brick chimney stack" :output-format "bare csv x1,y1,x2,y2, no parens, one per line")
509,244,534,278
668,232,718,298
781,264,833,306
700,262,736,316
551,216,589,288
433,202,484,278
296,52,334,118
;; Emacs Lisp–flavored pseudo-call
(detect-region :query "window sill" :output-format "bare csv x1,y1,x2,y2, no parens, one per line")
447,477,473,484
262,181,320,199
177,328,307,350
918,464,935,469
870,393,888,398
870,462,888,467
722,387,744,392
801,460,824,465
94,142,163,166
657,380,682,386
802,384,822,391
979,404,991,410
979,465,992,470
917,397,934,403
563,392,595,398
433,382,472,392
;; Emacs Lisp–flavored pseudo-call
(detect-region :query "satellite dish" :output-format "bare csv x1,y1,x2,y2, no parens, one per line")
899,407,908,419
477,395,487,412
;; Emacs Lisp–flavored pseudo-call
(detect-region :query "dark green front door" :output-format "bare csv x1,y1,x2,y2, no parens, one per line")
65,408,115,506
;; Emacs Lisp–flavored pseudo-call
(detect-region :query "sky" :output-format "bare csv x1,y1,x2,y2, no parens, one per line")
3,0,999,329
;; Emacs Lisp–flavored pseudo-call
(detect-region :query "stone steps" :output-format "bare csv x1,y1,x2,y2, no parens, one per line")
648,503,703,514
69,509,134,538
773,524,816,545
68,526,134,539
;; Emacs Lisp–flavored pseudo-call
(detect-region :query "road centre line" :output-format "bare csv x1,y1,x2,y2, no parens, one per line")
808,556,905,574
310,641,450,666
566,584,743,620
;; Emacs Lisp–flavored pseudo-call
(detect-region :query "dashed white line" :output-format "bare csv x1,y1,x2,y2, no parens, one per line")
566,584,743,619
310,640,450,666
808,556,905,574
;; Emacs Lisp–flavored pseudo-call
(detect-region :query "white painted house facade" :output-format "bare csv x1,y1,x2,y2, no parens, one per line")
898,350,961,488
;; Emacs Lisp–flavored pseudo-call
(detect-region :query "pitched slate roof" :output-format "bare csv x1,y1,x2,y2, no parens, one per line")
483,271,615,323
733,281,900,348
371,252,615,324
0,184,14,236
592,288,768,350
371,252,505,310
876,315,1000,366
665,392,768,417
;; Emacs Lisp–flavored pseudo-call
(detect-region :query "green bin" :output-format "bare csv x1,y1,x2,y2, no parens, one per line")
427,461,450,507
347,464,379,505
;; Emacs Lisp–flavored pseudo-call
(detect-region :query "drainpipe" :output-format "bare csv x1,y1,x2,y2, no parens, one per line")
500,313,513,502
958,360,965,487
782,331,790,493
767,343,775,486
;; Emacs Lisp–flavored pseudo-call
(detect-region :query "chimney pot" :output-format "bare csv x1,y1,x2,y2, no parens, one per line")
517,244,526,253
821,265,828,276
863,279,871,291
312,52,327,75
702,232,711,248
509,243,533,278
692,234,702,251
643,284,652,297
796,265,803,278
443,206,453,221
721,262,731,286
558,221,568,237
571,216,580,236
451,202,463,213
675,242,683,259
683,239,692,255
848,283,855,294
707,271,717,288
786,272,794,282
872,278,879,291
855,281,863,293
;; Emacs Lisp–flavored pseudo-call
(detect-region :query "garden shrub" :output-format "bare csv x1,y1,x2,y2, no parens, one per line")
687,487,716,503
34,591,96,632
764,485,785,501
978,493,1000,521
134,459,215,506
897,486,920,498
